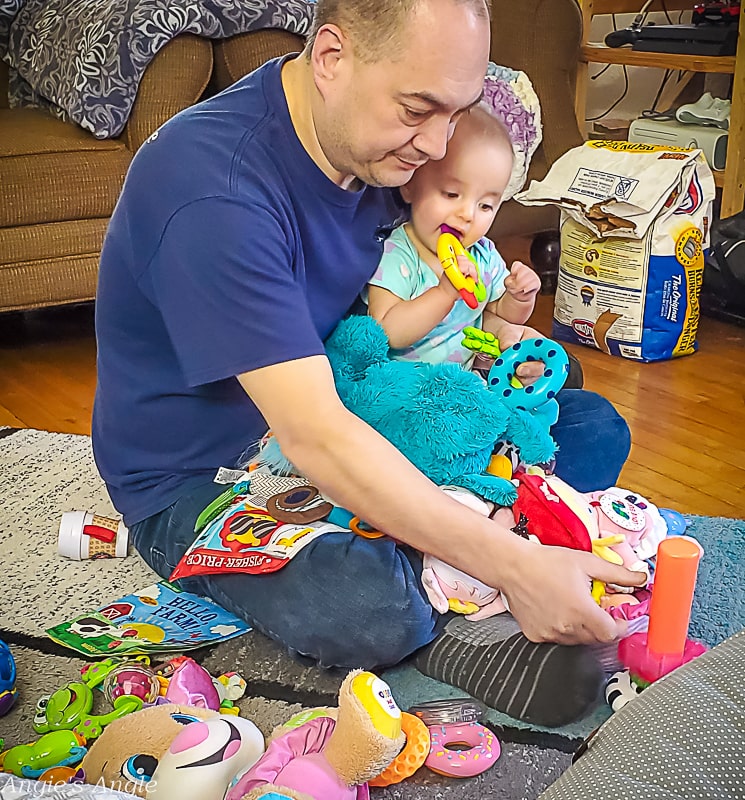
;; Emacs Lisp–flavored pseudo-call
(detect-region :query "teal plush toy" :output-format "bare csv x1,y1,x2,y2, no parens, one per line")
259,316,556,507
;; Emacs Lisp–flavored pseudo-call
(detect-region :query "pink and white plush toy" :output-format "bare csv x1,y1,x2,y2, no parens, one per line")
420,472,671,620
586,486,669,577
420,487,511,620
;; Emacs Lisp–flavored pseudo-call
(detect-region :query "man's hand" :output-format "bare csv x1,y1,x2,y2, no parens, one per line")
503,261,541,303
500,543,647,645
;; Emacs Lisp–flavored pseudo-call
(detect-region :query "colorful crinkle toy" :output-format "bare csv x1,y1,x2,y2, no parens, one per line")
80,672,414,800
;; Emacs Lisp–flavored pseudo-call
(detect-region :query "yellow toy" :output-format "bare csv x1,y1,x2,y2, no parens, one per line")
436,232,486,309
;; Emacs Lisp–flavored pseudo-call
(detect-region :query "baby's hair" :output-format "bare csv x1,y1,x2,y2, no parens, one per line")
460,104,515,164
305,0,491,63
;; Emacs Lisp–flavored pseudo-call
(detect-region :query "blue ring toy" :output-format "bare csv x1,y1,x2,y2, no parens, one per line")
0,639,17,717
486,338,569,411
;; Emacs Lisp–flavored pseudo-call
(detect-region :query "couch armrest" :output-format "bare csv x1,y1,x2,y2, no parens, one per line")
212,29,305,90
490,0,583,166
123,34,213,153
0,60,9,109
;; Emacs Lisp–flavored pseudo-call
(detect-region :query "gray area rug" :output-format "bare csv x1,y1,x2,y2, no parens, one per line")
0,428,571,798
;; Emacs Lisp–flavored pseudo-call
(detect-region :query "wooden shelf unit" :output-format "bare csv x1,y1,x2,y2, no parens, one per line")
576,0,744,217
582,44,735,71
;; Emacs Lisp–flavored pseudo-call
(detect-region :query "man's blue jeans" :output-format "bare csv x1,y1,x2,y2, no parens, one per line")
131,389,631,669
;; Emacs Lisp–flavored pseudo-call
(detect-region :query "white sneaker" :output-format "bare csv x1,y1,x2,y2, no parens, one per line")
677,92,731,129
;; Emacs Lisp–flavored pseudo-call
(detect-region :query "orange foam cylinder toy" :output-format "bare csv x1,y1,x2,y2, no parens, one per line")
647,536,702,658
619,535,708,685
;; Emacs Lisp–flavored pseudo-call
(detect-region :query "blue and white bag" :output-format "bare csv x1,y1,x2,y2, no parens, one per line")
516,140,716,361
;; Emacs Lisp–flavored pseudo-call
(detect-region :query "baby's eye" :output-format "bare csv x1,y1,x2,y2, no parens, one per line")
443,191,459,199
480,203,494,212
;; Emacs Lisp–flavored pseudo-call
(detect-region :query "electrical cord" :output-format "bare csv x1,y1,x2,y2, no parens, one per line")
586,65,629,121
632,0,656,30
651,68,672,110
640,108,677,120
591,63,613,80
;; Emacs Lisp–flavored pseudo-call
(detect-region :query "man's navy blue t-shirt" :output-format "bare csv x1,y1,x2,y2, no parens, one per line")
93,56,403,526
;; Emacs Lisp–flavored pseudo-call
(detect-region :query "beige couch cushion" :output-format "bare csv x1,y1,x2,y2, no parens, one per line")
212,29,304,90
0,219,107,311
0,108,131,227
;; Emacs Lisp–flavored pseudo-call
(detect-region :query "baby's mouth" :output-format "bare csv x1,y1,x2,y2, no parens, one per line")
439,224,463,240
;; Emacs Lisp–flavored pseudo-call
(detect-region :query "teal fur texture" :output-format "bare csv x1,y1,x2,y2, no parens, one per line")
258,316,556,506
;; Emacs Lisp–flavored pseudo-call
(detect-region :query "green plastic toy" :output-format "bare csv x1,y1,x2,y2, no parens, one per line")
194,479,251,533
0,729,87,779
462,327,522,389
33,681,142,740
462,326,504,359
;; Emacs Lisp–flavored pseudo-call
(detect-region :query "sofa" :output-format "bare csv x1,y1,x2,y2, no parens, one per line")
0,0,583,314
0,29,303,313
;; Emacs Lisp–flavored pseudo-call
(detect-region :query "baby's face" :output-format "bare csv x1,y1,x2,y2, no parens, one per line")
401,118,513,253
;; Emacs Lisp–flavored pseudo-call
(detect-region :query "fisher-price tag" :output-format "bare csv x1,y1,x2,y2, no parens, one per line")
213,466,251,484
170,484,347,581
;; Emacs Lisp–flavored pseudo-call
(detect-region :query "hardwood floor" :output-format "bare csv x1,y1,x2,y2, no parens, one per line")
0,296,743,518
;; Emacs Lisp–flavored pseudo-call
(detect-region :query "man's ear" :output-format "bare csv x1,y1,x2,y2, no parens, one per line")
310,24,349,92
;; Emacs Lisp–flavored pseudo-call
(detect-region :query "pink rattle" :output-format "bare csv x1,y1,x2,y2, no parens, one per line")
102,662,160,705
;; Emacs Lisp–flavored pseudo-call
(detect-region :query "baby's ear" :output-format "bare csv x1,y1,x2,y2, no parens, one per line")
399,181,413,204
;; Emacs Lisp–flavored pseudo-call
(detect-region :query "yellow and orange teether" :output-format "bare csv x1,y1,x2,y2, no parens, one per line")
436,232,486,309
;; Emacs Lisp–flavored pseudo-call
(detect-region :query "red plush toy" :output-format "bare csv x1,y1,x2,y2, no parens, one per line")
511,471,593,552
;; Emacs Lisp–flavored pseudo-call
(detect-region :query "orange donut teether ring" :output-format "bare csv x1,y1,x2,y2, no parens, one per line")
368,712,430,786
425,721,500,778
349,516,386,540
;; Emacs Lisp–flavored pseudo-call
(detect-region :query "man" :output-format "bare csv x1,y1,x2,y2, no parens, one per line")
94,0,642,724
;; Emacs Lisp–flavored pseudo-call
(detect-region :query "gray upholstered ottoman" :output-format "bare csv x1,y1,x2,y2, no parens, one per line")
539,629,745,799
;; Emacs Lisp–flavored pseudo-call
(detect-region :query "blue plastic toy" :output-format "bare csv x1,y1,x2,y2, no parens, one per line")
659,507,689,536
485,338,569,412
0,639,18,716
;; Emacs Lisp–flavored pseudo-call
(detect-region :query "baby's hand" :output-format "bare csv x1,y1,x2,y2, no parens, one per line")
503,261,541,301
438,254,478,302
437,269,462,302
455,254,479,283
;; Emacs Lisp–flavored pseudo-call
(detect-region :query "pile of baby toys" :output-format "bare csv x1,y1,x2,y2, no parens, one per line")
0,640,502,798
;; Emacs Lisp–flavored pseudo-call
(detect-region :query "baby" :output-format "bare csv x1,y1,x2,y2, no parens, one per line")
366,99,541,368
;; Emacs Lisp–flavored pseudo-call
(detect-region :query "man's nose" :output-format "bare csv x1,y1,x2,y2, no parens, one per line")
412,116,452,162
